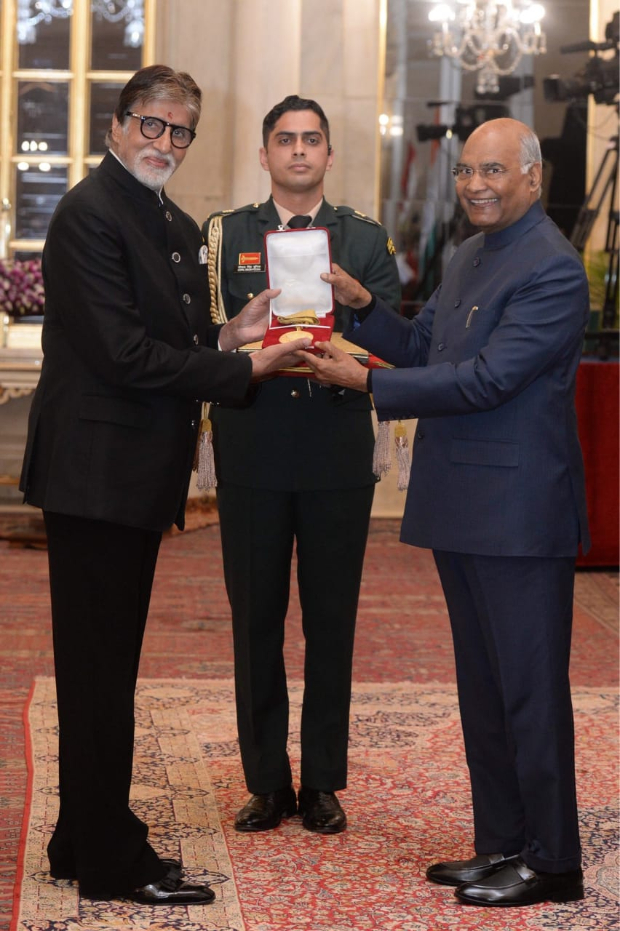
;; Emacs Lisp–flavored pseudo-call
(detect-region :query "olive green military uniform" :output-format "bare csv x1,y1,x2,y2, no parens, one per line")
203,195,400,794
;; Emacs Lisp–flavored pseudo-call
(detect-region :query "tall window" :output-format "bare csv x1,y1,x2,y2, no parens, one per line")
0,0,156,261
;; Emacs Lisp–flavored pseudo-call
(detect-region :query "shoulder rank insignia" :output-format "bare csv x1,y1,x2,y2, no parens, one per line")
351,210,380,227
213,203,262,220
386,237,396,255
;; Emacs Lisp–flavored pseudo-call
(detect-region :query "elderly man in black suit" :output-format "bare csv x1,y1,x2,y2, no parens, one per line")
19,64,307,906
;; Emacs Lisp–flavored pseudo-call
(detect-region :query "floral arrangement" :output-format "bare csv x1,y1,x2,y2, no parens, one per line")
0,258,45,316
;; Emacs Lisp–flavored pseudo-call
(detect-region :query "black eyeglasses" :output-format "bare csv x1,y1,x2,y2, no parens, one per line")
125,111,196,149
451,166,516,181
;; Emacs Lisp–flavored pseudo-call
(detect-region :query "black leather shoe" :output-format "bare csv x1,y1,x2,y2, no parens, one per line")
234,785,297,832
297,787,347,834
455,857,584,907
426,852,520,886
125,868,215,906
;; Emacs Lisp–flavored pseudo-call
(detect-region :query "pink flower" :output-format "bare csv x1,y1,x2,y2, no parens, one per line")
0,258,44,316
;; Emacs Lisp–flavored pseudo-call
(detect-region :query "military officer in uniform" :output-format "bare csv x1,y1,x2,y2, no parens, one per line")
203,95,400,835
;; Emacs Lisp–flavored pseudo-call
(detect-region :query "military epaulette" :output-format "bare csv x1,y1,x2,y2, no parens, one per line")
352,210,382,226
207,207,234,220
226,202,261,216
207,203,262,222
334,205,381,227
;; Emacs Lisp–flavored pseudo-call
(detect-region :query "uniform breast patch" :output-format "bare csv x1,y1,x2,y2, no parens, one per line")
237,252,264,272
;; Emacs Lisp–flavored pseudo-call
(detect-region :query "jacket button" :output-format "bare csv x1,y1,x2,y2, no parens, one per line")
473,257,481,267
171,252,181,263
437,343,445,351
247,292,254,300
191,419,197,428
416,430,425,440
183,293,191,304
193,334,199,344
165,210,172,221
290,389,300,398
454,299,461,307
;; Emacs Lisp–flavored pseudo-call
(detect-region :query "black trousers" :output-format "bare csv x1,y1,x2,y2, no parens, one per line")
433,550,581,873
43,511,168,898
217,483,375,794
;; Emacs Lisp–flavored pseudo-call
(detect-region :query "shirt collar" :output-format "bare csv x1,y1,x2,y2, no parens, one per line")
272,197,324,228
483,200,546,250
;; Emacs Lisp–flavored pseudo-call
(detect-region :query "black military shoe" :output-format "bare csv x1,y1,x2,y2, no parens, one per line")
297,787,347,834
426,852,520,886
455,857,584,907
234,785,297,832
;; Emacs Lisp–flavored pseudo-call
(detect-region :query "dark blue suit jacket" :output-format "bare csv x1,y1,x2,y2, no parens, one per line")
348,202,590,557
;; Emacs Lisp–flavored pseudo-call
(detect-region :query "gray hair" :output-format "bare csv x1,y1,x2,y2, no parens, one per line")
519,126,542,197
105,64,202,148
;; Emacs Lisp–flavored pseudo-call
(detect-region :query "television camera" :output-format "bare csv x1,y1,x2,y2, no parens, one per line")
416,103,510,144
543,14,619,355
543,12,619,106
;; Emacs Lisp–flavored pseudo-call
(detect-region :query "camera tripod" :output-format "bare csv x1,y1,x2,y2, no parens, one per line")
570,134,618,357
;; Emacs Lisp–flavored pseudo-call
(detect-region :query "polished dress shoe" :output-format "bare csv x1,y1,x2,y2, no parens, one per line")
234,785,297,832
297,787,347,834
126,866,215,906
426,852,520,886
455,856,584,907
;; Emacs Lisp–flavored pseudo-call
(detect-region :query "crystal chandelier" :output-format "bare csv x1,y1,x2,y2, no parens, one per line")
17,0,145,48
428,0,547,95
16,0,72,43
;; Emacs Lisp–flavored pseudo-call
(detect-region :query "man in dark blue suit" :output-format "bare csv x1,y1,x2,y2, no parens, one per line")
299,118,589,907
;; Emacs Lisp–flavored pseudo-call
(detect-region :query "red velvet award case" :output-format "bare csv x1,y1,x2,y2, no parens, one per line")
262,227,334,349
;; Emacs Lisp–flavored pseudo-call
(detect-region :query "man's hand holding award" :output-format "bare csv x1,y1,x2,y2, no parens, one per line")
243,227,388,383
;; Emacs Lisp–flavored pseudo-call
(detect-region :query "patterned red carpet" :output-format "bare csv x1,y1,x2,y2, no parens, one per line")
1,518,618,931
13,676,619,931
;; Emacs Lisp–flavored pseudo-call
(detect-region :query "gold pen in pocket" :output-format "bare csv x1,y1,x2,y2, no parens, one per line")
466,305,478,328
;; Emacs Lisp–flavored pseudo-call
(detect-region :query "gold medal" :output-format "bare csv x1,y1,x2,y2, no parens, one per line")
279,330,307,343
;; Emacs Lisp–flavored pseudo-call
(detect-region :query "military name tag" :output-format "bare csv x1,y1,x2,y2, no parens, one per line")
237,252,264,273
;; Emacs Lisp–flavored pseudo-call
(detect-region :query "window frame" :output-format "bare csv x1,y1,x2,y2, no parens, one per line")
0,0,156,259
